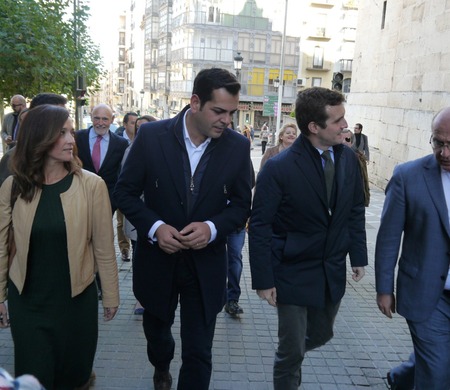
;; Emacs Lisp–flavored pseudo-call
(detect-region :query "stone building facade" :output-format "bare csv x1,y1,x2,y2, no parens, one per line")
346,0,450,189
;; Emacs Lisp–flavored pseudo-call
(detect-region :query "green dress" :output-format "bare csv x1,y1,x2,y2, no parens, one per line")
8,174,98,389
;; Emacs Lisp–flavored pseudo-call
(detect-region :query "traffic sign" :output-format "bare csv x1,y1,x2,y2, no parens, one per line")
263,95,278,117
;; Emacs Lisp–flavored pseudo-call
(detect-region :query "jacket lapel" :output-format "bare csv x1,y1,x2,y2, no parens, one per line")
293,136,328,208
192,135,228,209
423,155,450,237
159,113,188,203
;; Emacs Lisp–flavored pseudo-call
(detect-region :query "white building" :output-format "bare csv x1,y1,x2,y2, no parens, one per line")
346,0,450,188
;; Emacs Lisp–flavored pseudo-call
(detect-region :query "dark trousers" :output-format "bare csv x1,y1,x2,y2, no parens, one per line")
274,299,341,390
142,257,217,390
261,141,268,155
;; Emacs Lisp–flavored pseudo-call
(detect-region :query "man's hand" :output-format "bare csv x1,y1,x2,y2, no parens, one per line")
178,222,211,250
0,302,9,328
352,266,365,282
377,293,396,318
257,288,277,307
155,224,189,254
5,136,13,145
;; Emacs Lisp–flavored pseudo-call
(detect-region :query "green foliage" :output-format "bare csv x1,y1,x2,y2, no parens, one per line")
0,0,103,104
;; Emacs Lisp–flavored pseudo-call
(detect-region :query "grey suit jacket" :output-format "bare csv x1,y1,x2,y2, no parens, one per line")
1,113,16,140
352,133,369,161
375,154,450,322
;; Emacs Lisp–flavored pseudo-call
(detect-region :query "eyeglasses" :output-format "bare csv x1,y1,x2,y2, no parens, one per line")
430,136,450,151
11,104,23,108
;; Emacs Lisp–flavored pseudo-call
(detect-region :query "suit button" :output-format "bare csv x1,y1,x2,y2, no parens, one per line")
441,275,446,281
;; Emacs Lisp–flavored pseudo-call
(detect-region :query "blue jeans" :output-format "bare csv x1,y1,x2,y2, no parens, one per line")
226,229,246,302
407,291,450,390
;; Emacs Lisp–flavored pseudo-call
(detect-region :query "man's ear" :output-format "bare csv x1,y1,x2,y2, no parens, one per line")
308,121,319,135
190,94,201,113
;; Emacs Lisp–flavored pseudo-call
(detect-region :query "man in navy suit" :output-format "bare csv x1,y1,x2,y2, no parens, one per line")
376,107,450,390
75,104,128,213
114,68,252,390
249,87,367,389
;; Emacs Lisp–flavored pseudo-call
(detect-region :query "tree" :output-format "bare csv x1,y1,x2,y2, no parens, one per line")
0,0,103,111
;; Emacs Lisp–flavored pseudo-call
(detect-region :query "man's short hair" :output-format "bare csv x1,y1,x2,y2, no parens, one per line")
295,87,345,136
123,112,138,124
193,68,240,109
29,93,67,109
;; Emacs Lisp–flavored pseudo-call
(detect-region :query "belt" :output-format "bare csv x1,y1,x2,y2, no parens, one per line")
444,289,450,298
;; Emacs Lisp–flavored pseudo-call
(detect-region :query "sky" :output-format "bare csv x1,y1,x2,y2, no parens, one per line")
87,0,301,66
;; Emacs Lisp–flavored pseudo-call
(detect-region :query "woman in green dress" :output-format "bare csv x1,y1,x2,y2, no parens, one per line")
0,104,120,389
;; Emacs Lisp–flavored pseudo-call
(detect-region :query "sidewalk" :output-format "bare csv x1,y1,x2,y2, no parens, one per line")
0,146,412,389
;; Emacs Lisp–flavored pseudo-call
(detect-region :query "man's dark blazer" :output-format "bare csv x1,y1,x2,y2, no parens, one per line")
249,135,368,308
114,106,252,323
76,127,128,212
375,155,450,323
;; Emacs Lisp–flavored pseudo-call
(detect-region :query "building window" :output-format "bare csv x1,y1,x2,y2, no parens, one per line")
207,6,220,23
312,77,322,87
208,6,214,22
343,78,351,93
313,46,324,69
119,32,125,46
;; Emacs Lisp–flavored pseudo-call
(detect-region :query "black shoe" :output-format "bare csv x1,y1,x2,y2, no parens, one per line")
153,370,172,390
386,371,397,390
224,300,243,315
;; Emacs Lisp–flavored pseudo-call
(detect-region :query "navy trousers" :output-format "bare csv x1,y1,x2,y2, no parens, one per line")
142,257,217,390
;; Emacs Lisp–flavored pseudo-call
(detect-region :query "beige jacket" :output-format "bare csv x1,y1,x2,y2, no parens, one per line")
0,170,119,308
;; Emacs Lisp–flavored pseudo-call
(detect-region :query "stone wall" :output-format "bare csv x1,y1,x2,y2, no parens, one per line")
345,0,450,190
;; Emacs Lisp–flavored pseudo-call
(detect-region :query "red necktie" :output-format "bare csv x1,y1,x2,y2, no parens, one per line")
92,135,102,172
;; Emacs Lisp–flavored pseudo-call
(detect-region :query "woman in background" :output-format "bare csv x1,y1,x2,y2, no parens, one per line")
0,105,119,390
260,122,298,170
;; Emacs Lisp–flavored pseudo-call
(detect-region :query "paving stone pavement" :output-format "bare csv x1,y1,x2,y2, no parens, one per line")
0,146,413,389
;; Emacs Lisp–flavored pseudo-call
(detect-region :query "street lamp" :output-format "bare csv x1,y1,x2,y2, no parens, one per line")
139,89,145,114
233,52,244,129
233,52,243,81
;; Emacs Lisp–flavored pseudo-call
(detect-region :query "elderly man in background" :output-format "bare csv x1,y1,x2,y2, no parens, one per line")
1,95,27,152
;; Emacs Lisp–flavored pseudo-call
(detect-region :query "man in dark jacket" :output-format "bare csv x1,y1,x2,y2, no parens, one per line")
114,68,252,390
75,103,128,213
249,87,367,389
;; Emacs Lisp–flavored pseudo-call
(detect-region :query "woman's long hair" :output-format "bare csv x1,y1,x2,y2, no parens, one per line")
10,104,81,202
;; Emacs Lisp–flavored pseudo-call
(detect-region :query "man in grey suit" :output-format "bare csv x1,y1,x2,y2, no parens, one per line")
375,107,450,390
351,122,369,161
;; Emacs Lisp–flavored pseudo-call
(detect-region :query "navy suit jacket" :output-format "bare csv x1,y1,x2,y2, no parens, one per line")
113,107,252,322
75,127,128,211
375,155,450,322
249,135,368,308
